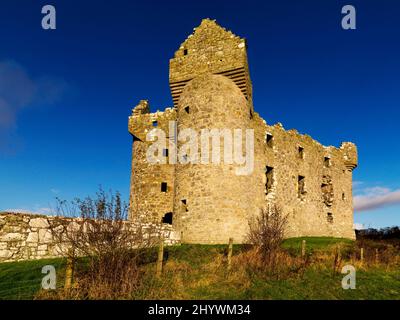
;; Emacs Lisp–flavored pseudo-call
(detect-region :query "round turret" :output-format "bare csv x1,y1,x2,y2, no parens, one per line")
173,73,256,243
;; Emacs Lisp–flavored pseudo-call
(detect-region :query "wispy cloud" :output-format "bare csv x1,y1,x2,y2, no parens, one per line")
354,187,400,212
0,60,68,154
353,223,365,230
50,188,60,195
3,207,54,215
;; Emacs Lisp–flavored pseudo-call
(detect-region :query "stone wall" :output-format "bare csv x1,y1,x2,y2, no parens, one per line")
0,212,180,263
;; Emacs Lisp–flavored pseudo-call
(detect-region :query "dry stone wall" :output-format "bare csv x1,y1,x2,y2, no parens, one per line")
0,212,180,263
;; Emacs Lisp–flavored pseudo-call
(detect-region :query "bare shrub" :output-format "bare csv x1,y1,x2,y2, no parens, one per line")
247,204,287,271
45,188,160,299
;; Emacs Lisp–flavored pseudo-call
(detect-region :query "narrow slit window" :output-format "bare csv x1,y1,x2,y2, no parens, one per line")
266,134,273,148
298,146,304,159
152,120,158,127
298,175,306,198
181,199,188,212
327,212,333,223
324,156,331,167
184,106,190,114
265,166,274,195
161,182,167,192
163,149,169,157
183,49,188,56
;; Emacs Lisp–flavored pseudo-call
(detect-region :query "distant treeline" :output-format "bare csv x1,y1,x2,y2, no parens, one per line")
356,226,400,240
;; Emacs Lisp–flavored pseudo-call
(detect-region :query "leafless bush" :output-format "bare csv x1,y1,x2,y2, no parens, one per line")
46,188,159,299
246,204,288,272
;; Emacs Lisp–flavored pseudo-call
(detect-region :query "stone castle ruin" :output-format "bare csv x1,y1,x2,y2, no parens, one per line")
128,19,358,244
0,19,358,262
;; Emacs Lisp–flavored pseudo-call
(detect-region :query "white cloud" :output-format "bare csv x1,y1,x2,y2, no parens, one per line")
50,188,60,195
0,60,68,153
354,187,400,212
353,223,365,230
3,207,54,215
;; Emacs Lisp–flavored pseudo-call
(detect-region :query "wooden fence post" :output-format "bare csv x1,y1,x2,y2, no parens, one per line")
227,238,233,271
332,244,342,274
375,248,379,264
64,248,75,290
360,247,364,262
156,238,164,278
337,244,342,261
301,240,306,258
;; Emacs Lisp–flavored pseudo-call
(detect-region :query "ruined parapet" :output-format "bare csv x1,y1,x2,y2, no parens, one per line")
128,100,151,141
132,99,150,115
340,142,358,171
169,18,253,109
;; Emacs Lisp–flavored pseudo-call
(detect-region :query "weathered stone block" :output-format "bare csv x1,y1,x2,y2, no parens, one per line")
26,232,39,243
29,218,49,229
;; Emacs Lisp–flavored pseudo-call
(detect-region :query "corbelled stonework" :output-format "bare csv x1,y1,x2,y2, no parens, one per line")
128,19,358,244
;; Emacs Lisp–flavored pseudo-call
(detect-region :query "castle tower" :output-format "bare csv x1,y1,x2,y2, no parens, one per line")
169,19,257,243
169,19,253,110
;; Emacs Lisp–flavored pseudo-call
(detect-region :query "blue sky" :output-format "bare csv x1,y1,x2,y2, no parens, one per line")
0,0,399,228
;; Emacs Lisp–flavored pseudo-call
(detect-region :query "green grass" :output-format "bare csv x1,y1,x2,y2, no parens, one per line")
229,268,400,300
282,237,354,251
0,237,398,300
184,268,400,300
0,258,66,300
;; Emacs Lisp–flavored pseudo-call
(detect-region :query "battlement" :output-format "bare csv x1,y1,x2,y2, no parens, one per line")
128,100,177,141
340,142,358,171
169,19,253,107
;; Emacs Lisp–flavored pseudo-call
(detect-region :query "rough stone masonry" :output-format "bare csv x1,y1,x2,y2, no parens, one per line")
0,212,180,262
128,19,358,244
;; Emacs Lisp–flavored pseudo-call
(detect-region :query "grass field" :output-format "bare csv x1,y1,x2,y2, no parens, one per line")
0,237,399,300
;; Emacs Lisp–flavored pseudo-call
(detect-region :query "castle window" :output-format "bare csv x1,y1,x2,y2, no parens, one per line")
162,212,173,224
161,182,167,192
327,212,333,223
163,149,169,157
298,175,306,198
183,49,188,56
250,109,253,119
298,146,304,159
342,192,346,200
266,134,273,148
184,106,190,114
152,121,158,127
324,156,331,167
265,166,274,195
181,199,188,212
